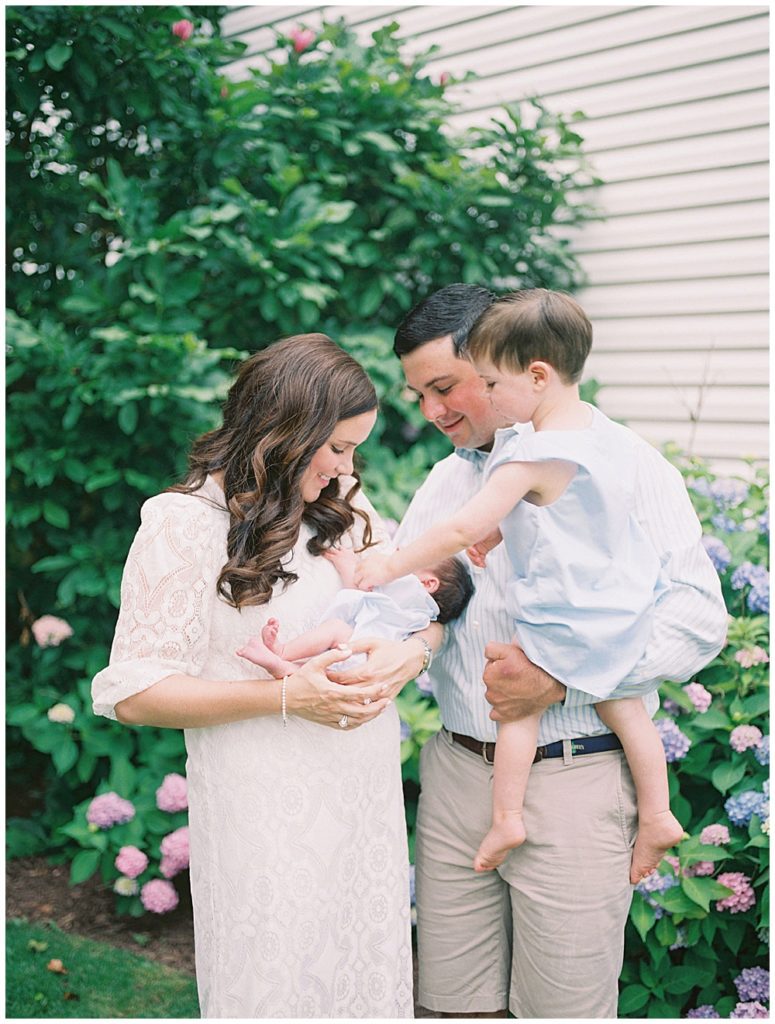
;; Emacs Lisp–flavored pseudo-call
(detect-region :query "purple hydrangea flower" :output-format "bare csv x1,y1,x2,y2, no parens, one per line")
655,717,692,762
86,792,135,829
748,582,769,615
684,681,712,713
409,863,416,906
686,1006,720,1018
730,725,764,753
156,773,188,813
661,697,681,717
734,967,769,1004
758,510,769,535
702,536,732,573
140,878,179,914
725,790,768,827
730,1002,768,1019
635,868,679,921
709,479,748,510
669,926,687,950
716,872,756,914
754,736,769,767
689,477,712,497
400,720,411,742
711,513,741,533
731,563,769,591
700,824,730,846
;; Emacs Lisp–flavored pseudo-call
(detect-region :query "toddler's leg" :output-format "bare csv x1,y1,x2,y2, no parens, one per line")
596,698,685,883
473,714,540,873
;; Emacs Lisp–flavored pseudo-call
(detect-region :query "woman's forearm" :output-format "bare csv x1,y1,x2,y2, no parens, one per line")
115,673,281,728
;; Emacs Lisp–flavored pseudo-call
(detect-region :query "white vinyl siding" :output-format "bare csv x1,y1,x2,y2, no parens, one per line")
222,5,769,474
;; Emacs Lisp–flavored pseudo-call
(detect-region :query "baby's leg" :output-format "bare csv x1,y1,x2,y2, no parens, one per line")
236,632,297,678
237,618,353,677
473,714,540,873
596,698,685,884
280,619,354,661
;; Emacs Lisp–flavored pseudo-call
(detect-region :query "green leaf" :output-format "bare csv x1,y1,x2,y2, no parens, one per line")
109,756,136,795
69,848,101,886
43,500,70,529
711,760,747,793
118,402,139,435
52,738,79,776
31,553,75,573
664,965,701,995
618,984,650,1015
44,42,73,71
629,893,655,941
654,913,677,946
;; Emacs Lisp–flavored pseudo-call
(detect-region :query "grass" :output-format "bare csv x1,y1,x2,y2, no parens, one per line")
6,918,200,1019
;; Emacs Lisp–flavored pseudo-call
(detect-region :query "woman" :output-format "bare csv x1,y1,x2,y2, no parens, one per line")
92,334,426,1018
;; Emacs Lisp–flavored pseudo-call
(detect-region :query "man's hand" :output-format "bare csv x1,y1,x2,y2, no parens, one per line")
482,640,566,721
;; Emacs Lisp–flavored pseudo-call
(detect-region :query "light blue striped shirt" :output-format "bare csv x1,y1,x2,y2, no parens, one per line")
395,427,728,744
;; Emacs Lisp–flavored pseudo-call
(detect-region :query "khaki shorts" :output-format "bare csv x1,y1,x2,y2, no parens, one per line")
415,728,637,1018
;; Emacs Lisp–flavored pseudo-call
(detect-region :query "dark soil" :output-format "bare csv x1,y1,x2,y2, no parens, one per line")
6,856,438,1017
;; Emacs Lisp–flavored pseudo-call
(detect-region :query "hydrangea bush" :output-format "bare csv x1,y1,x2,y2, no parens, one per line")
618,454,769,1018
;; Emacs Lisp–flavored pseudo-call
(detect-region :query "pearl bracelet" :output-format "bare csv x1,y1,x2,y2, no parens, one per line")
281,675,288,728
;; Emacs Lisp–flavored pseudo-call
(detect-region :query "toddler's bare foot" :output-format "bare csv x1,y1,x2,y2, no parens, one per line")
473,812,526,872
261,618,282,654
630,810,685,884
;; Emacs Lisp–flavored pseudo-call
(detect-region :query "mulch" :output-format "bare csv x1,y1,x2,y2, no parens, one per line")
6,856,438,1017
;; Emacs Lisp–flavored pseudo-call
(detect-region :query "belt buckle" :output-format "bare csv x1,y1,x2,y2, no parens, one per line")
481,741,494,767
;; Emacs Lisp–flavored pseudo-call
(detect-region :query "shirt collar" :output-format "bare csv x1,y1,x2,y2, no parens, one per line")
454,423,527,466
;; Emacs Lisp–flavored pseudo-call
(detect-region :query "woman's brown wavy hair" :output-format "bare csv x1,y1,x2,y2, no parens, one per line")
170,333,377,608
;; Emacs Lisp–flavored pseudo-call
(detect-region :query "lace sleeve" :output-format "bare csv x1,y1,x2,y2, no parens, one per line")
91,492,225,720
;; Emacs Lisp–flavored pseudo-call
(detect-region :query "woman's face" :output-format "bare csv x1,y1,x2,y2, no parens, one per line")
300,410,377,503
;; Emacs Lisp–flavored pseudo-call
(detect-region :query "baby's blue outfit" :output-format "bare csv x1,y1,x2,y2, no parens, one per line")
487,406,669,699
323,575,438,670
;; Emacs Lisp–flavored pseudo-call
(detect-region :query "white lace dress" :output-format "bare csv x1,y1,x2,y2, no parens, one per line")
92,477,413,1018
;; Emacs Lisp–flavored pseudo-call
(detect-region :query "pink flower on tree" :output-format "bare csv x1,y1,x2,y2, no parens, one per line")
172,19,194,41
32,615,73,648
700,824,730,846
156,773,188,812
289,26,315,53
114,846,149,879
140,878,179,914
684,681,712,713
715,872,756,914
86,792,135,829
730,725,764,753
735,646,769,668
159,826,190,879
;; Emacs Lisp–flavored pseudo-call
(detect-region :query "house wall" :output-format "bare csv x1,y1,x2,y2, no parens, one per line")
222,4,769,473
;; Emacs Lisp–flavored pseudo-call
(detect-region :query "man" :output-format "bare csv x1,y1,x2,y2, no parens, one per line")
393,283,728,1018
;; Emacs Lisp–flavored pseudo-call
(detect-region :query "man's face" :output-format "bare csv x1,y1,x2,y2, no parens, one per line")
400,336,509,451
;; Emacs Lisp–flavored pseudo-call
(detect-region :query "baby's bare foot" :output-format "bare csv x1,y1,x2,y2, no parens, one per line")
261,618,282,654
473,813,526,872
630,810,685,884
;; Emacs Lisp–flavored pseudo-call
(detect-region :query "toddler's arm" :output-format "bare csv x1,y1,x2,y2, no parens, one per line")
467,528,503,569
355,461,547,589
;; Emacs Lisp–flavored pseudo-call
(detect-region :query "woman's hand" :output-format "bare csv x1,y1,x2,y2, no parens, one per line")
328,629,441,701
286,647,392,730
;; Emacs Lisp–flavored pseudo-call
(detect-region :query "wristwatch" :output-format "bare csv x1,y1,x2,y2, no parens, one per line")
416,636,433,675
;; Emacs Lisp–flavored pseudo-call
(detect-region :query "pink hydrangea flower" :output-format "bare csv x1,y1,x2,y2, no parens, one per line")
140,878,179,914
684,681,712,713
716,872,756,914
663,854,681,874
156,773,188,812
32,615,73,648
735,646,769,668
730,1002,769,1019
114,846,149,879
730,725,764,753
686,860,715,877
171,19,193,41
86,792,135,829
700,824,730,846
289,26,315,53
160,826,190,878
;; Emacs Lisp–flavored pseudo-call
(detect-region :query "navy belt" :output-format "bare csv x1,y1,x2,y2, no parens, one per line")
447,729,623,766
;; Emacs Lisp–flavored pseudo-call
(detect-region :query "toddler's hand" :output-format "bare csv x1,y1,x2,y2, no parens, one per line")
353,554,394,591
467,528,503,569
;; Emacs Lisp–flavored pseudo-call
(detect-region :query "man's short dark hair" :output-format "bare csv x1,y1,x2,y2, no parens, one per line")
394,284,496,358
432,556,475,624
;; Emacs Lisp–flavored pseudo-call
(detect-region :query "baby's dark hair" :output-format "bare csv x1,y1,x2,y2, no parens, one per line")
466,288,592,384
431,556,475,624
